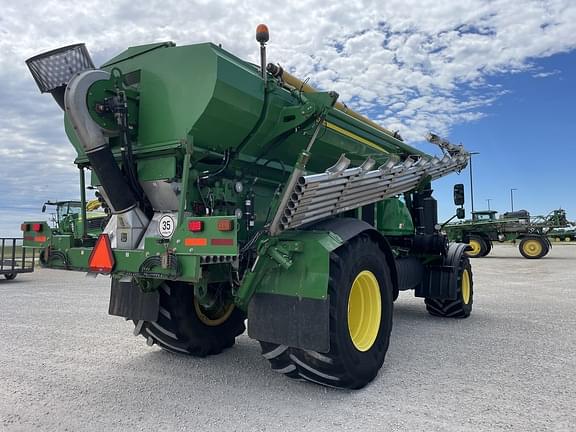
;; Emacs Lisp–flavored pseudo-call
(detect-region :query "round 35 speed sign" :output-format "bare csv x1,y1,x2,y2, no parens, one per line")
158,214,176,238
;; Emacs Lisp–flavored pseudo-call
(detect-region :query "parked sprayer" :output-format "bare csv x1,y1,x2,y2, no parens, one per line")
22,26,473,389
445,208,570,259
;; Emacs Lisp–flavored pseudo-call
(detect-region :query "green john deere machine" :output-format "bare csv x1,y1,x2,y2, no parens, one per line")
22,199,107,262
445,208,569,259
548,223,576,242
42,199,108,237
22,26,473,389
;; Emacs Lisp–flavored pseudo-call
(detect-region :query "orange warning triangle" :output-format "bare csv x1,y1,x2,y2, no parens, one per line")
88,234,115,274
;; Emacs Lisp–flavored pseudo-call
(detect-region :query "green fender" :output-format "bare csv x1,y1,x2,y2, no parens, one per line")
238,218,397,352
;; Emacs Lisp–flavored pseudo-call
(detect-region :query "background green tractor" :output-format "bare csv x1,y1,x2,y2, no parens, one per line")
445,208,569,259
42,199,108,238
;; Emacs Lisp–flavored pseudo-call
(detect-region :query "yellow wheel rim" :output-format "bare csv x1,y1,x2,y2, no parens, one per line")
347,270,382,352
522,240,543,257
466,239,482,256
194,298,235,327
461,269,471,305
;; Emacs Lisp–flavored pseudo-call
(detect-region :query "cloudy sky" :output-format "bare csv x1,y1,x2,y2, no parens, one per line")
1,0,575,236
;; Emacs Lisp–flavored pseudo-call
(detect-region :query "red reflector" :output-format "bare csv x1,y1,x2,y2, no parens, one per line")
211,238,234,246
217,219,234,231
32,223,42,232
188,220,204,232
88,234,115,274
34,235,47,243
21,223,30,232
184,238,207,247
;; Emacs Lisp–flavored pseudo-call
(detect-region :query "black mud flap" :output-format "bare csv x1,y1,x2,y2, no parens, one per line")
415,242,469,300
108,279,159,321
248,293,330,353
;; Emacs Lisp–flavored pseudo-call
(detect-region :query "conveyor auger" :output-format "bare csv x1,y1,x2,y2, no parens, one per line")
270,134,469,234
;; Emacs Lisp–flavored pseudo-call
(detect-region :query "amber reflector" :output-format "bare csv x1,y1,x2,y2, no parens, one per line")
184,238,208,247
217,219,234,231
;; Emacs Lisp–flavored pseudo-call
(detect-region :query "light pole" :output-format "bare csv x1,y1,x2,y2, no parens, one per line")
486,198,492,210
510,188,517,212
469,152,480,215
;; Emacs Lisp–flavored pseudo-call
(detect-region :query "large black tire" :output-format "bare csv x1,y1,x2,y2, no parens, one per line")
481,239,492,257
466,234,487,258
259,233,394,389
135,281,245,356
425,255,473,318
519,237,549,259
4,273,17,280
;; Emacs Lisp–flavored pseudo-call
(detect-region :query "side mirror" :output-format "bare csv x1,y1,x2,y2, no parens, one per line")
453,184,465,206
41,204,47,213
456,208,465,219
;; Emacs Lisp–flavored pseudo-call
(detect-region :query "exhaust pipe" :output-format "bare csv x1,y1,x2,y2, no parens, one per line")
26,44,148,249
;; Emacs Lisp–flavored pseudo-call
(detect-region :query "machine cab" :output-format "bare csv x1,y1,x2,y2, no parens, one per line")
472,210,497,222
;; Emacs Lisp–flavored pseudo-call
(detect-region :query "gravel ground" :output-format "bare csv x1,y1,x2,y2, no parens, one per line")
1,244,575,431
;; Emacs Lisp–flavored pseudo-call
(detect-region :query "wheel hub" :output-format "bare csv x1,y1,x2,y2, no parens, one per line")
193,298,235,327
347,270,382,352
523,240,542,257
461,269,471,305
467,239,482,256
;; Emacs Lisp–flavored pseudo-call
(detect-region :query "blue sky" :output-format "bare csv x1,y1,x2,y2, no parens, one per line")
1,0,575,235
433,51,576,221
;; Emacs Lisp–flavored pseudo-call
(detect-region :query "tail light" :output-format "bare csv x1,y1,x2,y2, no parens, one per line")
32,223,43,232
21,223,30,231
188,220,204,232
217,219,234,232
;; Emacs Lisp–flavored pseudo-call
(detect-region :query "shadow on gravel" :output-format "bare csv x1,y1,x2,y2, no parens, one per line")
0,278,29,285
107,303,488,397
392,301,492,325
391,303,429,322
117,340,356,396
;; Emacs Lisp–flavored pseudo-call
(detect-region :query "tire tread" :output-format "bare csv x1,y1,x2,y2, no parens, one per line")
136,282,245,357
259,233,393,389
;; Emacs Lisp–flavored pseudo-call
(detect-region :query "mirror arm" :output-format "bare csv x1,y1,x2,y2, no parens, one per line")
440,214,458,230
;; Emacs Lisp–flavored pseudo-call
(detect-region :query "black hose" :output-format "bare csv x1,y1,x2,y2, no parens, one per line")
200,150,231,180
117,104,152,216
196,150,231,215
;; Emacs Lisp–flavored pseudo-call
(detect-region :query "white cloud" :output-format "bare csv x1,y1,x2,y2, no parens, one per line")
532,69,561,78
0,0,575,234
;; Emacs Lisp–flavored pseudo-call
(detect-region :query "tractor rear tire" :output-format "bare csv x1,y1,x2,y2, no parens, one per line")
4,273,17,280
135,281,245,356
519,237,549,259
425,255,473,318
466,235,487,258
480,239,492,257
259,233,394,389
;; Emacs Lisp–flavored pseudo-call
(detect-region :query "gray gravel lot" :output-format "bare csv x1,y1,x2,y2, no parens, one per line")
1,244,575,431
